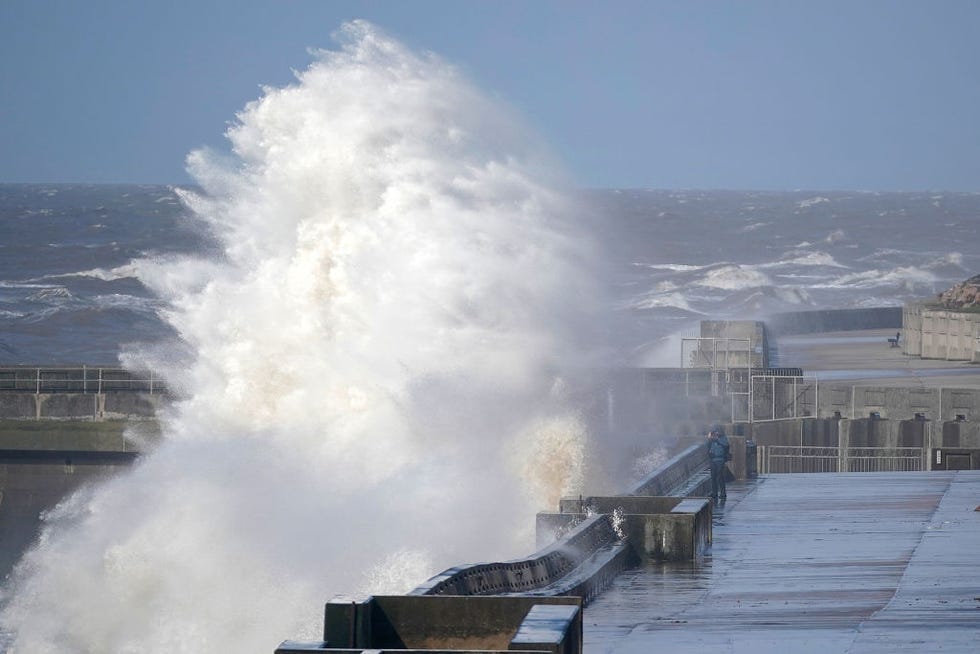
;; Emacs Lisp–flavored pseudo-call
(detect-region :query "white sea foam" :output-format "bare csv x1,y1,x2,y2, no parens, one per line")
26,287,74,303
768,250,846,268
634,262,703,272
695,264,771,290
628,291,697,312
29,264,141,283
824,229,846,244
797,196,830,209
0,21,602,653
924,252,965,270
816,266,938,290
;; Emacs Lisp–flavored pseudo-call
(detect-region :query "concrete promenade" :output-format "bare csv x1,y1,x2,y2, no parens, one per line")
774,328,980,386
584,471,980,652
583,328,980,652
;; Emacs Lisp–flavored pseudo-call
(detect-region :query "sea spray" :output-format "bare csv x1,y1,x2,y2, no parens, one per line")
0,21,604,653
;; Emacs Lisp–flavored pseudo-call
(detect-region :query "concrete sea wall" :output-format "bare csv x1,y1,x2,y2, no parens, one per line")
0,420,160,578
902,302,980,362
0,391,165,421
767,307,903,336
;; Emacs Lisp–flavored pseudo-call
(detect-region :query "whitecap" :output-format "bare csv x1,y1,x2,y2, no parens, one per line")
30,264,141,283
924,252,965,270
695,264,771,290
627,291,698,312
824,229,846,244
798,196,830,209
27,287,74,302
773,250,847,268
816,266,938,290
633,262,703,272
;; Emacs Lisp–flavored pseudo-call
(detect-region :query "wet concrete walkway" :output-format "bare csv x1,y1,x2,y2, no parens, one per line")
584,471,980,652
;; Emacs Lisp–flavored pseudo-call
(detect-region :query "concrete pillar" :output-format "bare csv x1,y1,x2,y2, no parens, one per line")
838,419,853,471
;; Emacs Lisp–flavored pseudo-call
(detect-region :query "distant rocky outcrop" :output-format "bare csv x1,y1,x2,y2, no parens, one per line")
937,274,980,309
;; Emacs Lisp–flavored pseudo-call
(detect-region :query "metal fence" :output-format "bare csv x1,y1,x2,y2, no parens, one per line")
0,367,164,394
757,445,924,474
749,375,818,422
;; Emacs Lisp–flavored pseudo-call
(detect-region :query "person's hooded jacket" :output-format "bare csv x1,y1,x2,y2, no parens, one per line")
707,427,730,463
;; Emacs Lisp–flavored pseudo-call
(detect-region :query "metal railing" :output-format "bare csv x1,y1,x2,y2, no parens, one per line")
0,367,165,394
749,375,818,422
757,445,924,474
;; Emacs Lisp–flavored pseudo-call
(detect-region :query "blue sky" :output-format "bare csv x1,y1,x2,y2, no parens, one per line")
2,0,979,190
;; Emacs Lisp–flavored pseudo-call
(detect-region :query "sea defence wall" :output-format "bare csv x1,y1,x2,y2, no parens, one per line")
745,381,980,427
277,444,718,653
278,595,583,654
817,383,980,422
744,415,980,467
0,366,167,420
0,420,159,578
0,367,166,577
0,392,164,420
766,306,903,336
902,302,980,362
0,361,163,581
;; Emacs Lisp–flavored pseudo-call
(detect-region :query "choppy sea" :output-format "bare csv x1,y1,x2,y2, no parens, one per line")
1,184,977,366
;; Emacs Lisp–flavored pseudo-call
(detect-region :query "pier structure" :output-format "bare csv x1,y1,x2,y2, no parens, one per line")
2,308,980,652
275,307,980,653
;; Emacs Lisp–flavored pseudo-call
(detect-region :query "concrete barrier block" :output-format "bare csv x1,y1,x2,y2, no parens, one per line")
628,498,712,560
102,392,163,418
37,394,96,419
508,603,580,654
323,598,358,648
322,596,581,651
0,395,38,419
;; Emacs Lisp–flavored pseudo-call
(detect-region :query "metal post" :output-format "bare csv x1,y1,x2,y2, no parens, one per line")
98,368,103,395
35,368,40,395
793,377,797,418
772,376,776,421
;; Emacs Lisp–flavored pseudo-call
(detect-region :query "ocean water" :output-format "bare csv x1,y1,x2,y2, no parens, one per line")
2,19,980,654
594,188,979,363
2,184,976,367
0,184,211,364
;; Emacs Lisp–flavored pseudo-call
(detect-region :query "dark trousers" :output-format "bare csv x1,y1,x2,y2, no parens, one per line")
710,460,727,498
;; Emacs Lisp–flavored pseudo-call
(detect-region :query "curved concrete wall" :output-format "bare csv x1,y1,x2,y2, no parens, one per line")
412,513,628,603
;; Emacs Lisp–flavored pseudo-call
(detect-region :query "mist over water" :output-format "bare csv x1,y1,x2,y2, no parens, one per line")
0,21,605,652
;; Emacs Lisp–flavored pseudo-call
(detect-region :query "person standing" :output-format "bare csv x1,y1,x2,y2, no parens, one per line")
706,424,730,500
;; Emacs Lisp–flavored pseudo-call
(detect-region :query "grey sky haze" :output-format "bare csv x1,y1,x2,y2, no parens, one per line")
2,0,979,191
